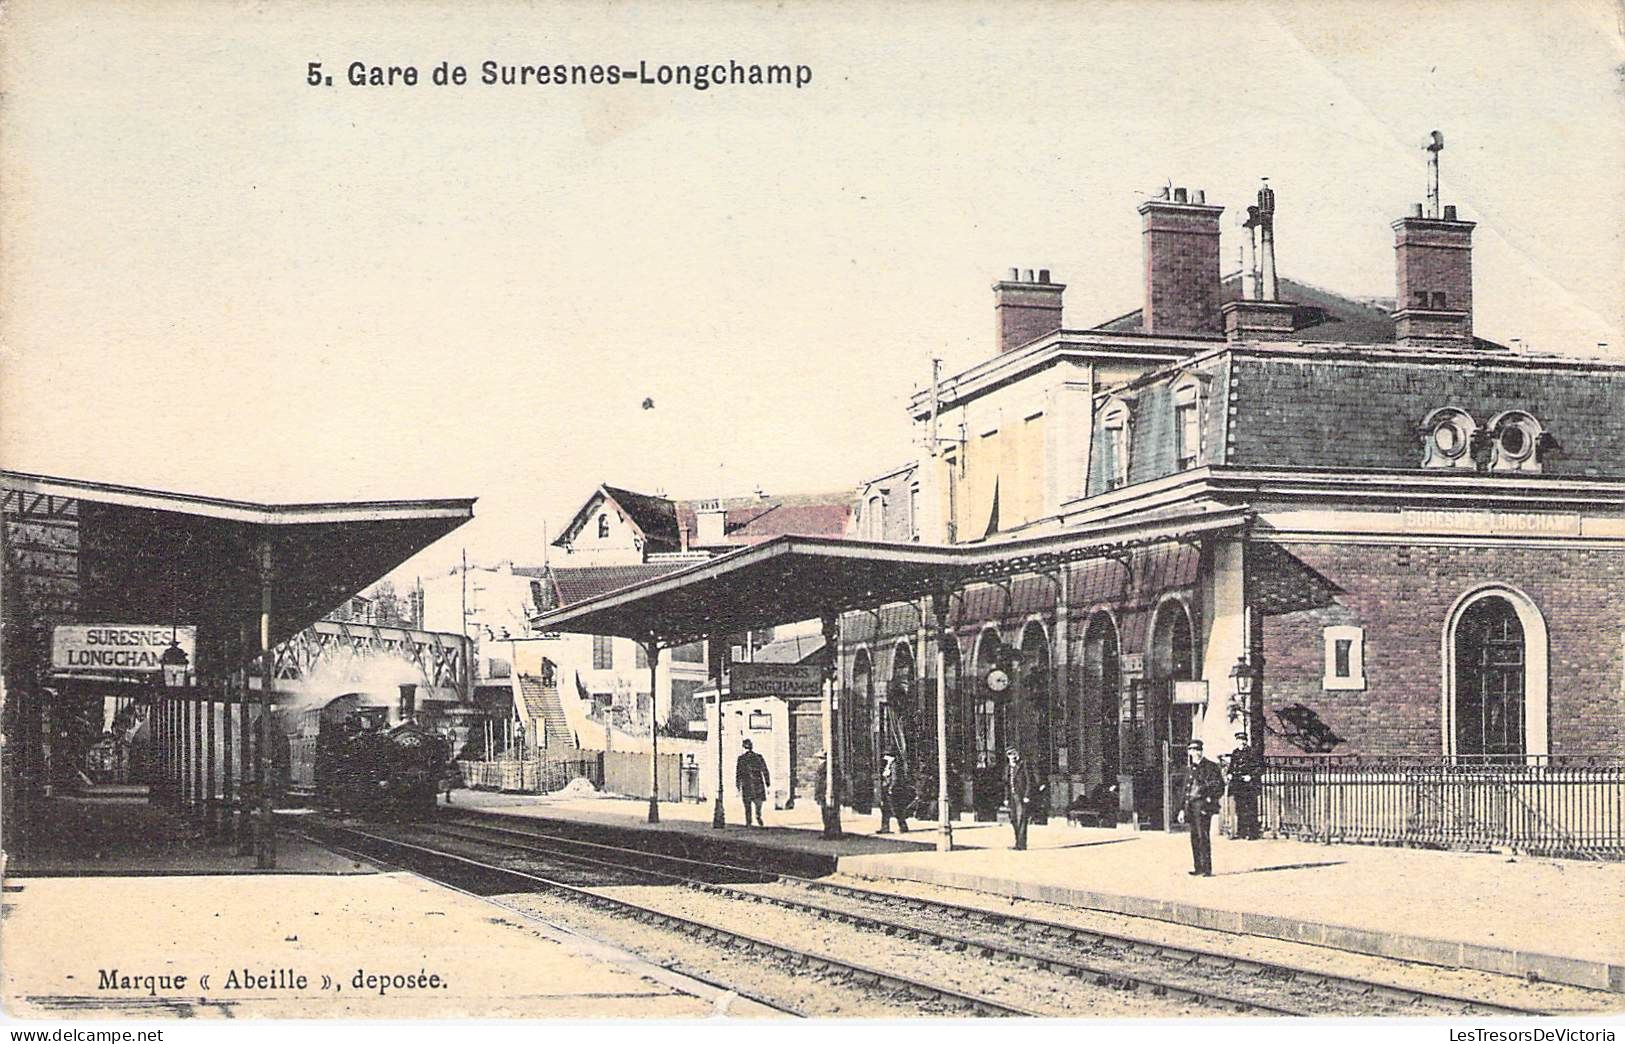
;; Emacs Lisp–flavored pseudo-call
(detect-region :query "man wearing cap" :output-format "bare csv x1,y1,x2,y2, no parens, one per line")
1181,739,1226,876
878,752,913,834
1227,731,1264,840
735,738,771,827
1004,747,1037,850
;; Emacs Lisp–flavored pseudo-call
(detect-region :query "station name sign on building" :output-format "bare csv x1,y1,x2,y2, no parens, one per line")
728,662,823,699
51,624,196,678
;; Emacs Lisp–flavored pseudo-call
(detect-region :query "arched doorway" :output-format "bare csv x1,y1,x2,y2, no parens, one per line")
1081,612,1121,800
971,629,1007,819
883,642,916,796
847,649,876,811
1448,588,1547,760
1137,600,1195,826
940,636,965,816
1019,621,1051,779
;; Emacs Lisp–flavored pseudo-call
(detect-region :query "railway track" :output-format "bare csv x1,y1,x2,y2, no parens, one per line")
301,817,1049,1017
419,814,1571,1018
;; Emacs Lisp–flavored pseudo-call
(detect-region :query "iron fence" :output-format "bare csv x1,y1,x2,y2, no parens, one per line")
1250,755,1625,860
456,754,603,794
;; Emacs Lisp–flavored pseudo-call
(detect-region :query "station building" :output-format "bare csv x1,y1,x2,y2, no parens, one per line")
833,176,1625,829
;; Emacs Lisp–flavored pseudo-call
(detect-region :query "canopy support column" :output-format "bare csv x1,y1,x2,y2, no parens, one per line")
711,633,725,829
645,637,661,824
821,611,843,840
932,590,954,852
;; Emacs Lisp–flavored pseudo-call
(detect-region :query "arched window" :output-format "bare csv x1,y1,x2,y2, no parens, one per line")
1454,598,1524,758
596,514,610,539
972,630,1005,770
1082,612,1121,786
1446,586,1548,760
1019,622,1052,775
1171,375,1204,471
1098,398,1132,490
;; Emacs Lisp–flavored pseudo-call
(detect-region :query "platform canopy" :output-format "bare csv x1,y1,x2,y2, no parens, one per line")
531,506,1251,643
2,469,475,653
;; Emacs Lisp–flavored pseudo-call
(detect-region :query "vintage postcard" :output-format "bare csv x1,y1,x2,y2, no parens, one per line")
1,0,1622,1034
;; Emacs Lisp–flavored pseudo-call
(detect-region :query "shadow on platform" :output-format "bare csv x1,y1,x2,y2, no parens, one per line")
7,787,372,876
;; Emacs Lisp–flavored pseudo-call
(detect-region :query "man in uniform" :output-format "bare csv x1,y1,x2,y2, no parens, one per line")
1004,747,1037,850
735,738,771,827
878,752,912,834
1181,739,1226,876
1227,730,1263,839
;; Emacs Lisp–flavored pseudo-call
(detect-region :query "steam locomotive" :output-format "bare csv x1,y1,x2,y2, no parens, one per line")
281,688,450,819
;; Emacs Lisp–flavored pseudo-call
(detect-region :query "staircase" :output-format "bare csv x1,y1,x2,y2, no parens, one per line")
515,674,577,752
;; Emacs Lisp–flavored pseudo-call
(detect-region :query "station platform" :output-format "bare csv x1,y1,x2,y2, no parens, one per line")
1,791,746,1018
5,789,358,876
456,789,1625,994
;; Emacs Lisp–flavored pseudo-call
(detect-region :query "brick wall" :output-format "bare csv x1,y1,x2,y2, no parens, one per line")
1256,541,1625,757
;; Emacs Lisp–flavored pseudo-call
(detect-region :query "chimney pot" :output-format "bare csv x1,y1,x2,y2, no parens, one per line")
1393,204,1476,347
1193,189,1206,204
1138,190,1224,336
1410,203,1424,218
992,267,1066,352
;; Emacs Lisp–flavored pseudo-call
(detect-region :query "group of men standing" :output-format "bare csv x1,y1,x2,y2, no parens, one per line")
1182,731,1264,875
735,730,1266,874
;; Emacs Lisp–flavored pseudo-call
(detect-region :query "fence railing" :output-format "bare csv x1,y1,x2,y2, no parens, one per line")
1249,755,1625,860
456,754,603,794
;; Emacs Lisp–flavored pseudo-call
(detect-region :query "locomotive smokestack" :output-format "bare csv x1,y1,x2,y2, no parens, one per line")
399,683,418,721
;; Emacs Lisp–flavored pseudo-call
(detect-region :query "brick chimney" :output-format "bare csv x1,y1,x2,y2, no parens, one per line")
992,268,1065,353
1139,187,1225,337
1392,204,1474,347
1392,131,1474,347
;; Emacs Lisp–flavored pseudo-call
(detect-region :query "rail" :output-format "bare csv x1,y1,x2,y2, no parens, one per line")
1248,755,1625,860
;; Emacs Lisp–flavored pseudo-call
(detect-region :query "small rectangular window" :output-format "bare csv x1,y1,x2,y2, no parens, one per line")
1102,427,1124,489
592,634,614,671
1176,401,1199,469
1323,626,1365,690
673,641,705,663
635,643,651,670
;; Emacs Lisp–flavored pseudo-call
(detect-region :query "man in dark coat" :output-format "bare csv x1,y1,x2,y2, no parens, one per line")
735,738,770,826
878,752,912,834
1182,739,1226,876
1226,730,1264,840
1004,747,1037,850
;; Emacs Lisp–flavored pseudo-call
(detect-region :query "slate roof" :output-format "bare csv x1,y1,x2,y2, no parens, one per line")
750,633,827,664
517,561,692,610
676,492,853,549
552,484,683,551
1091,273,1400,343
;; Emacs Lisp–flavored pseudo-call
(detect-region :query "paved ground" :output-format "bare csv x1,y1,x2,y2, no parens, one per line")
458,789,1625,992
0,791,743,1019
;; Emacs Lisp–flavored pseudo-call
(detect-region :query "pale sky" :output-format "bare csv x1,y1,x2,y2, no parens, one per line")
3,0,1621,581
